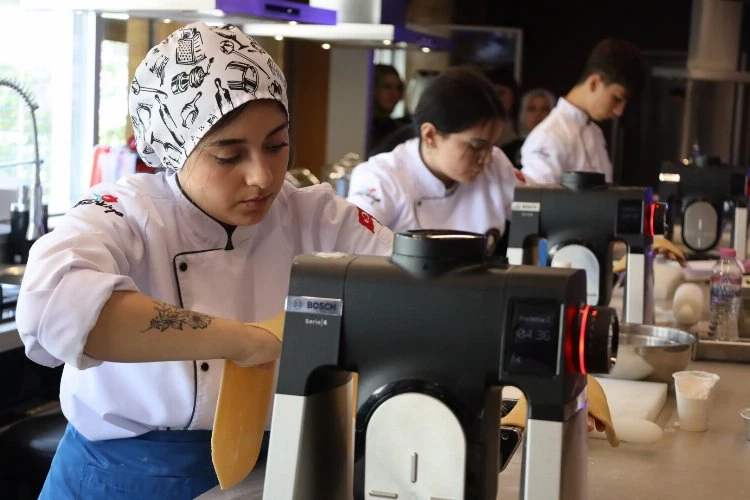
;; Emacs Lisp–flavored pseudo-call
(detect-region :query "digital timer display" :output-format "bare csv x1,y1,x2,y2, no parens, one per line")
505,301,560,377
616,199,644,235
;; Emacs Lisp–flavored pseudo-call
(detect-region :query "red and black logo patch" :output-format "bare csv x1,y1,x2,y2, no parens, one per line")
73,192,124,217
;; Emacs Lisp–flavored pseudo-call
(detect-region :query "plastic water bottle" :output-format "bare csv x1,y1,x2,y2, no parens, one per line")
708,248,743,341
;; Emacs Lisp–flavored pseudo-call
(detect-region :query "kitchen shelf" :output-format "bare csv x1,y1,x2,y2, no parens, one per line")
694,337,750,363
653,66,750,84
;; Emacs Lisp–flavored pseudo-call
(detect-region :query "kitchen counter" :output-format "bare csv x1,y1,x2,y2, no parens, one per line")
530,360,750,500
0,321,22,353
197,360,750,500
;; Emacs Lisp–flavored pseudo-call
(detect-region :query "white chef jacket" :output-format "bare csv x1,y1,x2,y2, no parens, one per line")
347,138,517,236
520,97,613,184
16,172,393,441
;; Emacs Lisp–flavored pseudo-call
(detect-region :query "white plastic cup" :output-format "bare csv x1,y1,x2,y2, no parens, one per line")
672,370,720,432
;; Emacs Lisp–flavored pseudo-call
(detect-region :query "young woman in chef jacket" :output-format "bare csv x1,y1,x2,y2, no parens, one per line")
347,66,520,254
16,23,392,499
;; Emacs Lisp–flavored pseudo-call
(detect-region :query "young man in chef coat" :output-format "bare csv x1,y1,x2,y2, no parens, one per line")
520,38,645,185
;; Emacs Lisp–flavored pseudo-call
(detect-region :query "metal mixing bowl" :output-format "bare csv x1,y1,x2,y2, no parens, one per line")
599,323,697,384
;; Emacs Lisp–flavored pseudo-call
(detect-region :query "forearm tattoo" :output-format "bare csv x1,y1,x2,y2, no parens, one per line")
142,301,214,332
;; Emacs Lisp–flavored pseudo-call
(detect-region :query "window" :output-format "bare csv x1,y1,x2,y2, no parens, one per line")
0,7,96,219
98,39,130,147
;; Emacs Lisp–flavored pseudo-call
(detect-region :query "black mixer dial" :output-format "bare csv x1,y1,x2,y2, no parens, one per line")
645,201,668,237
574,305,618,374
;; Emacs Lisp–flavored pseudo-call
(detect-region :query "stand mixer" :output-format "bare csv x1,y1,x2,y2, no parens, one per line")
263,230,618,500
507,172,665,325
657,161,748,260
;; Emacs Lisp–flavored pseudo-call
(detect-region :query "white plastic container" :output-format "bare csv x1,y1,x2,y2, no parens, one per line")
672,370,720,432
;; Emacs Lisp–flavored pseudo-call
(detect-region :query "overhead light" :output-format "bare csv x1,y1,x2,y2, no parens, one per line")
197,9,224,17
101,12,130,21
321,43,331,50
288,21,298,25
421,47,431,53
383,40,392,46
659,173,681,183
163,19,172,24
274,35,284,41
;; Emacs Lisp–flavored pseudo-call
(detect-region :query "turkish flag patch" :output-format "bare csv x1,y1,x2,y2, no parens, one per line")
357,207,375,233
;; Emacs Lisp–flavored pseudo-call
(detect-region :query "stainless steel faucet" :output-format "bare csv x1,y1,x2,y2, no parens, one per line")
0,78,45,242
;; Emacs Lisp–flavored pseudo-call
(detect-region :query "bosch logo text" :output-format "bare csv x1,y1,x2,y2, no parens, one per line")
307,301,337,312
285,295,343,317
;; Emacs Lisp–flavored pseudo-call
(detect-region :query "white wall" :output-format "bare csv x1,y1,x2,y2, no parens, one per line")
325,46,373,164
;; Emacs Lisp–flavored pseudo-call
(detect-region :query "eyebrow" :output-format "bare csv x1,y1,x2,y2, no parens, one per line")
205,120,290,147
266,120,290,138
470,138,491,146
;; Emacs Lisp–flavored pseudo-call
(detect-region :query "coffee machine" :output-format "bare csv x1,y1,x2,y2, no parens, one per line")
263,230,618,500
7,184,48,265
507,172,665,325
657,161,748,259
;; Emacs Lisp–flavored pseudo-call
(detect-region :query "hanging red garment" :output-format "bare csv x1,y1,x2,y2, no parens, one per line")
89,145,111,187
90,138,156,187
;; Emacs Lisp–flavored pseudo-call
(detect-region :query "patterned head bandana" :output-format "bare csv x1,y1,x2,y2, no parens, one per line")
129,22,288,172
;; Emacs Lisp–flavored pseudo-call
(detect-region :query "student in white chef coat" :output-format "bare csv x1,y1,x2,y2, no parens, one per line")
520,38,645,184
347,66,520,253
16,23,392,500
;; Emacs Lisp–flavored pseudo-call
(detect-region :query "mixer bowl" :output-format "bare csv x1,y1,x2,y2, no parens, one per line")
600,323,697,384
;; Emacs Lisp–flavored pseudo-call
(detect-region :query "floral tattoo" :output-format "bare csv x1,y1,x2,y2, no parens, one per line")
143,302,213,332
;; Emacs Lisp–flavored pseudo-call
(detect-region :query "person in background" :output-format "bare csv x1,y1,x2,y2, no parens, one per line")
520,38,645,184
484,67,521,147
367,69,441,159
348,66,519,255
16,22,392,500
369,64,408,155
519,88,557,138
502,88,557,168
404,69,441,117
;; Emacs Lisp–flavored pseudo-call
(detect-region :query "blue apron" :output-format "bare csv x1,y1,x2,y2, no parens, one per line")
40,424,270,499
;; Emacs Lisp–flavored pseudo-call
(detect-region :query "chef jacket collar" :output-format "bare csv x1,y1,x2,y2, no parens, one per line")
406,138,459,198
556,97,592,126
167,172,256,250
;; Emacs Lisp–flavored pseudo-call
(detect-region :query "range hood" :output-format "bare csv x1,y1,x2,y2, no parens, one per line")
22,0,451,51
299,0,453,50
20,0,337,25
236,20,452,50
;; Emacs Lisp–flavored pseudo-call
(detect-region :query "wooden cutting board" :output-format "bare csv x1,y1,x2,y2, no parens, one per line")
593,377,668,422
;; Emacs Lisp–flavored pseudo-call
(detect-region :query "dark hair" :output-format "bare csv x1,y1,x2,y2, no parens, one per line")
412,65,506,136
367,123,416,158
374,64,403,91
482,67,520,123
578,38,645,97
